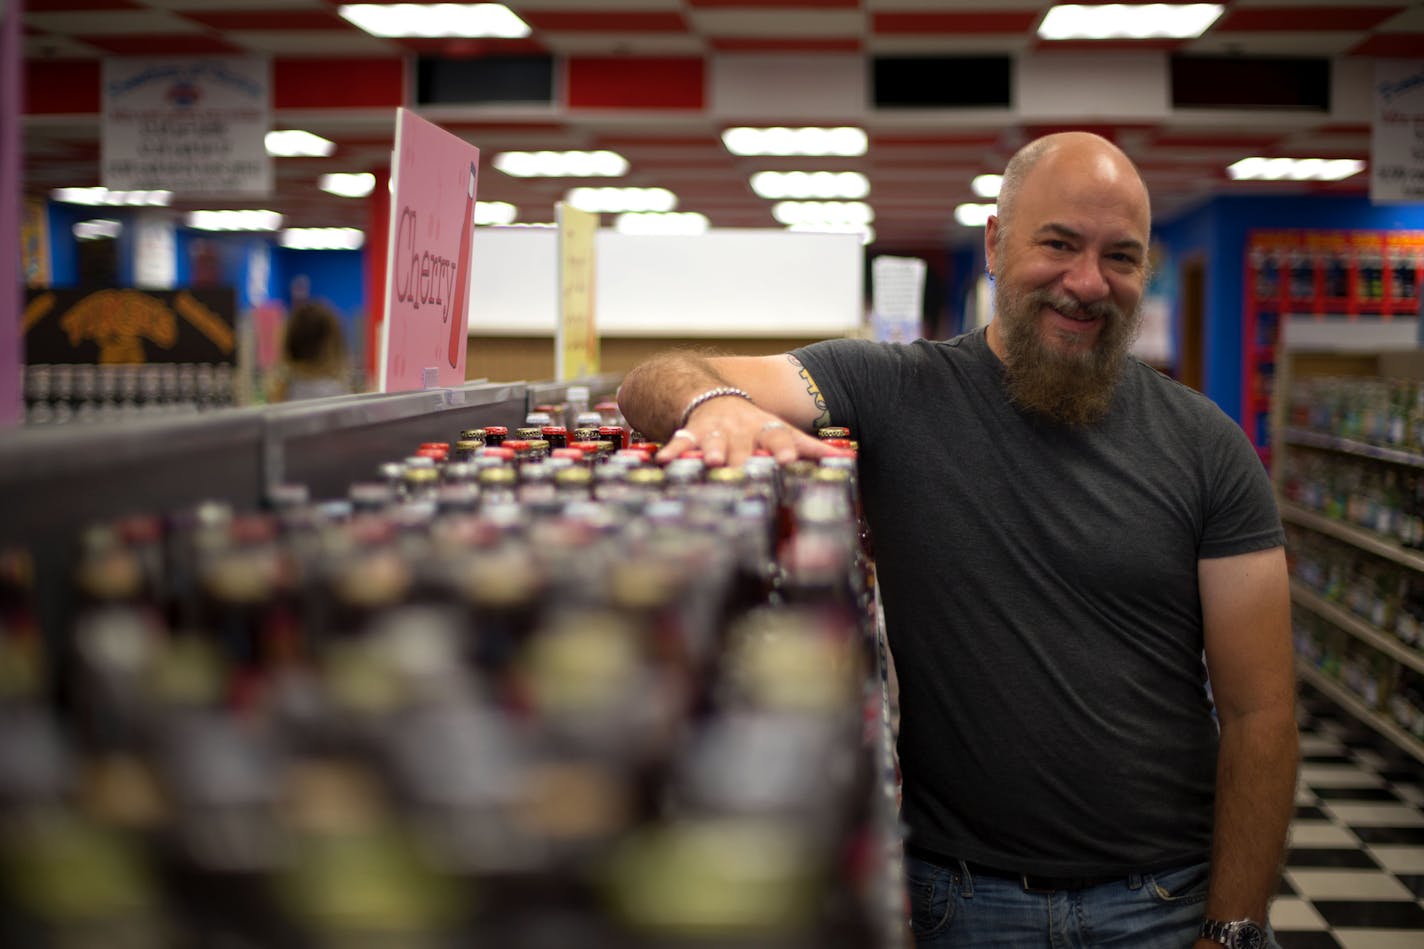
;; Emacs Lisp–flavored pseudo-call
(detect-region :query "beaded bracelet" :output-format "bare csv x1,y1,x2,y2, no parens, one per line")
677,386,754,429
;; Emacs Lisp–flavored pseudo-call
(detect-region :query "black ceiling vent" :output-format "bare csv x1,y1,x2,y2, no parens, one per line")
872,56,1012,108
415,55,556,105
1170,55,1330,111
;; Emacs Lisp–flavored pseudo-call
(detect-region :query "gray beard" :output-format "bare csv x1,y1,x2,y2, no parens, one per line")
994,282,1142,428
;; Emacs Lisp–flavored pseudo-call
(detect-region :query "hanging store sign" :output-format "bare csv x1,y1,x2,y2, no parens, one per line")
102,57,272,196
1371,59,1424,204
379,108,480,392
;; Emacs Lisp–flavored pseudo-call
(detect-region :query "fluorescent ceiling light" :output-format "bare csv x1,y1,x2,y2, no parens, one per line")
52,187,172,207
722,126,867,157
504,222,557,228
567,187,676,213
280,227,365,250
751,171,869,200
319,173,376,198
74,219,122,241
475,201,517,225
971,174,1003,199
1038,4,1223,41
787,222,875,246
339,3,530,38
1226,157,1365,182
954,203,997,227
187,210,283,232
615,212,709,235
266,129,335,157
771,201,873,227
494,150,628,178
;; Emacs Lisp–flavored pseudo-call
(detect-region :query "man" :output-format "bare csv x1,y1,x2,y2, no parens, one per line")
617,131,1297,949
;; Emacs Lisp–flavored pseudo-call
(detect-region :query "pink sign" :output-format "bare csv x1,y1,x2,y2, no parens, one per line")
379,108,480,392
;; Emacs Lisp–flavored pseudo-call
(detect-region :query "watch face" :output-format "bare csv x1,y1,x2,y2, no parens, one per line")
1232,922,1267,949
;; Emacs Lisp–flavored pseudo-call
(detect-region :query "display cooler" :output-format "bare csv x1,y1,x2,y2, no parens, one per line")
0,375,907,949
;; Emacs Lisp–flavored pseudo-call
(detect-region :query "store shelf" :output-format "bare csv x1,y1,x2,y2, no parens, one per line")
1281,428,1424,468
1280,501,1424,573
1296,660,1424,765
1289,580,1424,677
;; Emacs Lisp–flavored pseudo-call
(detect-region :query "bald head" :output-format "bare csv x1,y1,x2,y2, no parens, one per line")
994,132,1151,250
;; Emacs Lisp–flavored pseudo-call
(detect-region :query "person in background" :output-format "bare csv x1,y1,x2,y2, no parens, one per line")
268,301,353,402
616,131,1297,949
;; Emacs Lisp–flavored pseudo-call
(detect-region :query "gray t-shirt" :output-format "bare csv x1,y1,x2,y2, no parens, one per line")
795,328,1284,876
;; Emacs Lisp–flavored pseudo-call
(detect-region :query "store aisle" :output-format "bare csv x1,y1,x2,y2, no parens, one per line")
1273,689,1424,949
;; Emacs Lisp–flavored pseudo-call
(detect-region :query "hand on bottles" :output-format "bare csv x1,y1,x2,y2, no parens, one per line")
654,400,850,468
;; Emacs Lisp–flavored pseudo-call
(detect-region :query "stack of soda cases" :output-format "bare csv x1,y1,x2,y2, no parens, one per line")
0,413,902,949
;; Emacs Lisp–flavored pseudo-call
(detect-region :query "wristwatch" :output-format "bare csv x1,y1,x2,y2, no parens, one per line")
1199,917,1267,949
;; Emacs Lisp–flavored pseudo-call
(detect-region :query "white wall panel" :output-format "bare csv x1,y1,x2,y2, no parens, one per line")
711,54,865,120
468,227,864,338
1018,52,1170,120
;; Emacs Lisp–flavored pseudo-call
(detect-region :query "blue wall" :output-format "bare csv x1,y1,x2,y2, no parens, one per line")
1155,194,1424,423
43,201,367,319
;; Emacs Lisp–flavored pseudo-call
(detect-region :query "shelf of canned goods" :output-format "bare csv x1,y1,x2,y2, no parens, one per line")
0,375,907,949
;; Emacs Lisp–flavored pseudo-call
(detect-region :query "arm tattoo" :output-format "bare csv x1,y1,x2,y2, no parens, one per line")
786,354,831,430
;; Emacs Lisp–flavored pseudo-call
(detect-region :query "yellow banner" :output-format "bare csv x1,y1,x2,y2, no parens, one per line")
556,203,599,381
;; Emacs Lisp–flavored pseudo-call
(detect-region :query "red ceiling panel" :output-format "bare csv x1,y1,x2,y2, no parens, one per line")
1350,33,1424,57
180,11,349,31
273,59,405,110
77,35,243,55
28,0,140,8
566,57,705,110
688,0,859,7
25,61,102,114
1213,6,1405,31
520,12,689,32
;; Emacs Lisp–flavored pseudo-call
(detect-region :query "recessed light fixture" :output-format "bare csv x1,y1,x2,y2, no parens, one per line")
615,212,709,236
494,151,629,178
971,174,1003,199
722,127,868,157
187,210,283,232
567,187,676,214
280,228,365,250
475,201,518,225
74,219,122,241
338,3,530,38
319,173,376,198
771,201,874,227
1226,157,1365,182
751,171,869,200
1038,4,1224,41
266,130,335,157
52,187,172,207
954,203,997,227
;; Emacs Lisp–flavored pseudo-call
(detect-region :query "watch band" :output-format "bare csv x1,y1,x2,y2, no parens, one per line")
1199,917,1267,949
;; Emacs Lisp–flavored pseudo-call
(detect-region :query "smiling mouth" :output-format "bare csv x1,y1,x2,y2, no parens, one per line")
1047,305,1098,323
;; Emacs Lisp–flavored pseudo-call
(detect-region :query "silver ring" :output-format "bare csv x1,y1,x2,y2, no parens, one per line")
671,428,698,443
760,420,788,432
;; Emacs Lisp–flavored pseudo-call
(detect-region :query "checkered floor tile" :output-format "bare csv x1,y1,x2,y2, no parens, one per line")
1273,688,1424,949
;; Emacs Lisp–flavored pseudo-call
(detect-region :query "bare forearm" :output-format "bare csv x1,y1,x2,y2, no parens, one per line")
617,350,729,441
1202,705,1299,928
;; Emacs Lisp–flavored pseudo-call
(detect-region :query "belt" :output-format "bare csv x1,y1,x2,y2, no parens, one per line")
961,861,1127,894
906,846,1128,894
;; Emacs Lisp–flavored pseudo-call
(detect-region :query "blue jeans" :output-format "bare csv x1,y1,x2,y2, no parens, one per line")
905,853,1281,949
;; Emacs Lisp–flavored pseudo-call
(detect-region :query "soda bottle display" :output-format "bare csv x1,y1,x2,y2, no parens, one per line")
0,421,898,948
